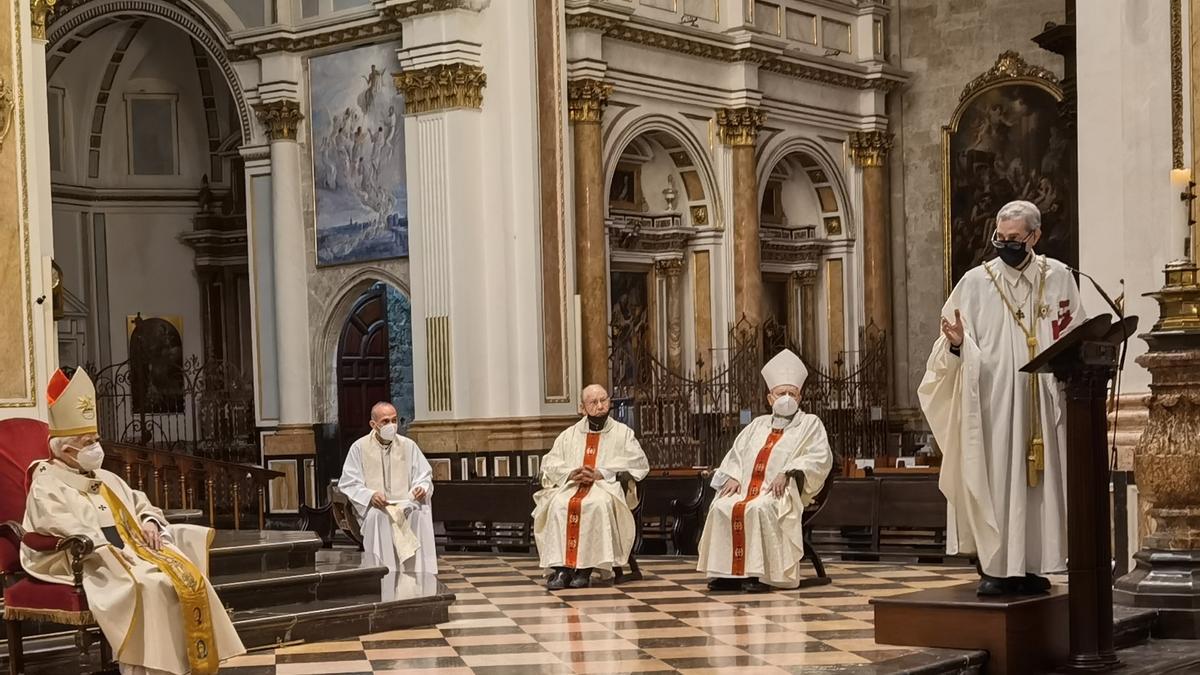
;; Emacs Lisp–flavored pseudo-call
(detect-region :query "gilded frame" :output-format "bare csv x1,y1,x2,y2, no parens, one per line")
942,51,1065,294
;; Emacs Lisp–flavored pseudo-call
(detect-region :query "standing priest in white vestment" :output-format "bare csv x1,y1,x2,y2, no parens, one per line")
21,367,245,675
533,384,649,590
338,402,438,576
697,349,833,593
919,200,1085,596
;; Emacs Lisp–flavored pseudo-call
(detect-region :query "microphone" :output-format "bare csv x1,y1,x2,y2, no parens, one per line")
1067,265,1124,320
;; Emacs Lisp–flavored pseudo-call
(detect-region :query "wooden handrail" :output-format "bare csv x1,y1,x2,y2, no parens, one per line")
103,441,282,530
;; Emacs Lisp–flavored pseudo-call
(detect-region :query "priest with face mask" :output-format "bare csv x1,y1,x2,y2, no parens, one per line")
337,402,437,576
919,199,1085,595
533,384,649,590
20,367,245,675
697,349,833,592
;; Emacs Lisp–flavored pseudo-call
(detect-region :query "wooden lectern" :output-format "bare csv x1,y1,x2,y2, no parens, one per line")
1021,313,1138,672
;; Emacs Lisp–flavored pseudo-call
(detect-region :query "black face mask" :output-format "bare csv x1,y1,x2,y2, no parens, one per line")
587,412,609,431
992,239,1030,268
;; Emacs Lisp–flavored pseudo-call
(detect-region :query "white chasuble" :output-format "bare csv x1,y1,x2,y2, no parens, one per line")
696,413,832,588
918,255,1086,578
337,433,437,576
20,460,244,675
532,418,649,571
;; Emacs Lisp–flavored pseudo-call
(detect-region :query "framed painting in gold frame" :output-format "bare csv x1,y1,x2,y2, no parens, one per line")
942,51,1072,293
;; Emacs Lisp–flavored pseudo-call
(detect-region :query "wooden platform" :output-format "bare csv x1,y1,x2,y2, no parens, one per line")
872,583,1069,674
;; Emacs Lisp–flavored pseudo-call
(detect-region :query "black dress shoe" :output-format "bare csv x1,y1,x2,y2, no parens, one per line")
1014,573,1051,594
706,577,741,592
546,567,571,590
569,568,593,588
742,577,773,593
976,576,1007,596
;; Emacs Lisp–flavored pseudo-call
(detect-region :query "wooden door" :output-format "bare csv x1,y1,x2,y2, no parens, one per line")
336,287,391,454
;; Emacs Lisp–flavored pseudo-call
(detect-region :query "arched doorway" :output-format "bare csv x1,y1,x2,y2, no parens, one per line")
334,282,414,454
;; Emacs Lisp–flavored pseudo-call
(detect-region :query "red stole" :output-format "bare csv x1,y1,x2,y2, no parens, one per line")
730,428,784,576
564,432,601,568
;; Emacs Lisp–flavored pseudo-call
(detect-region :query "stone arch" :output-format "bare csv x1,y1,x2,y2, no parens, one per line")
314,268,412,424
47,0,253,144
756,137,855,236
603,112,724,228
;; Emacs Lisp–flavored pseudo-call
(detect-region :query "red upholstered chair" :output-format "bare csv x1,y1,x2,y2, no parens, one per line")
0,418,111,675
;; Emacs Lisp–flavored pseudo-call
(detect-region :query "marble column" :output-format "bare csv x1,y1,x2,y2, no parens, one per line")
253,99,315,451
718,107,766,332
849,130,895,338
657,258,685,374
569,78,612,389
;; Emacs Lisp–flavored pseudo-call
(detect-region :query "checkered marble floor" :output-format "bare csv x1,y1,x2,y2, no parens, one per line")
221,555,1007,674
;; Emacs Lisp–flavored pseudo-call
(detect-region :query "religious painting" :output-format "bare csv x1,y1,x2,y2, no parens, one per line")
430,458,451,482
944,51,1073,292
127,314,184,414
308,42,408,266
609,271,650,388
609,164,643,211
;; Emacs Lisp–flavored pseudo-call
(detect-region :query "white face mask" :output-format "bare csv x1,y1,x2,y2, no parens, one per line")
772,394,799,419
377,423,398,442
74,443,105,471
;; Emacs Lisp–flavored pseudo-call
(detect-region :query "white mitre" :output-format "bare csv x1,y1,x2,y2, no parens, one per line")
761,349,809,391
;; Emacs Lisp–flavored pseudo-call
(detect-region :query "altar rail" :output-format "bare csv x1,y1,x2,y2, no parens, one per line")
102,441,282,530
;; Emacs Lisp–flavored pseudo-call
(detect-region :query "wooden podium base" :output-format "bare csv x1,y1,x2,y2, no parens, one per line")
873,584,1068,674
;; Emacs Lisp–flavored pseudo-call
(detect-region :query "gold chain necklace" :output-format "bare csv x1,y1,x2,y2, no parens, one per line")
983,258,1049,488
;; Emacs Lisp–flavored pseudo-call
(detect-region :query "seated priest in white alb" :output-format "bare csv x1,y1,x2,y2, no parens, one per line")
338,401,438,576
21,367,245,675
533,384,649,590
697,349,833,593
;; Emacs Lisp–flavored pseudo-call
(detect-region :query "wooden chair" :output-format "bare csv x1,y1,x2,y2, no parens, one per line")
328,481,364,549
0,418,113,675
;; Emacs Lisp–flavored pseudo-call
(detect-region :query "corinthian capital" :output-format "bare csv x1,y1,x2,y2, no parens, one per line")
716,107,766,147
848,130,894,168
567,79,612,124
394,63,487,114
253,99,304,141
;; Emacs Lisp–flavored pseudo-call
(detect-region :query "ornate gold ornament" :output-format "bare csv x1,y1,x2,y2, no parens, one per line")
848,130,894,168
252,100,304,141
0,76,14,151
957,50,1059,103
690,205,708,226
394,63,486,114
715,107,765,147
31,0,58,41
654,257,685,276
566,78,612,124
1172,0,1183,168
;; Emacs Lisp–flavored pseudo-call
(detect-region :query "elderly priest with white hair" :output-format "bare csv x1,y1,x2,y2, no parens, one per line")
533,384,650,590
919,199,1085,596
697,349,833,593
20,367,244,675
338,401,438,577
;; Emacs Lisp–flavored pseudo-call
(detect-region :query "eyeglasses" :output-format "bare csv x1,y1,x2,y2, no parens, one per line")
991,231,1032,251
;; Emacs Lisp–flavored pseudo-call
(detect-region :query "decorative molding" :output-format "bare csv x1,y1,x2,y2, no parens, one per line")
848,130,894,168
792,269,819,284
1172,0,1183,169
384,0,489,20
567,78,612,124
228,20,402,61
394,63,487,114
959,50,1059,103
690,205,708,226
253,100,304,141
31,0,58,40
654,257,685,276
716,107,765,147
0,76,13,150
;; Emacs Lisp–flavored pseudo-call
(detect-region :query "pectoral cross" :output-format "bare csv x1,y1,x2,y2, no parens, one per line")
98,505,107,511
1016,308,1025,321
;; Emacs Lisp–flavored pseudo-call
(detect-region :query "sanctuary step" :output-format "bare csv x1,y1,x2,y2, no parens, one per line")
0,530,454,671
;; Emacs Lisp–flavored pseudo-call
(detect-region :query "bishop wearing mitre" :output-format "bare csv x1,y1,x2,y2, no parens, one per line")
918,200,1085,595
533,384,649,590
697,349,833,592
21,367,244,675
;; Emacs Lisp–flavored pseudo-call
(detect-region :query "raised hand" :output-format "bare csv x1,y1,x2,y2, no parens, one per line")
940,309,964,347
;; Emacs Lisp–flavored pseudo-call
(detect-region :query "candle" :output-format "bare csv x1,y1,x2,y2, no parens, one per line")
1172,168,1193,189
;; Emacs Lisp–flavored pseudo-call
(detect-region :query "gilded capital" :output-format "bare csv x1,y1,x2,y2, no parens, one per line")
31,0,58,41
716,107,766,147
394,63,486,115
655,258,685,277
567,79,612,124
849,130,894,168
792,269,819,285
253,100,304,141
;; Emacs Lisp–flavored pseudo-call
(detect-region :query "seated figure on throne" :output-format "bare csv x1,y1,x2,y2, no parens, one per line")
20,367,245,675
697,349,833,592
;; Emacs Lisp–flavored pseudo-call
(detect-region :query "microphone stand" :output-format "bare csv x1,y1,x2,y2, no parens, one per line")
1068,265,1129,473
